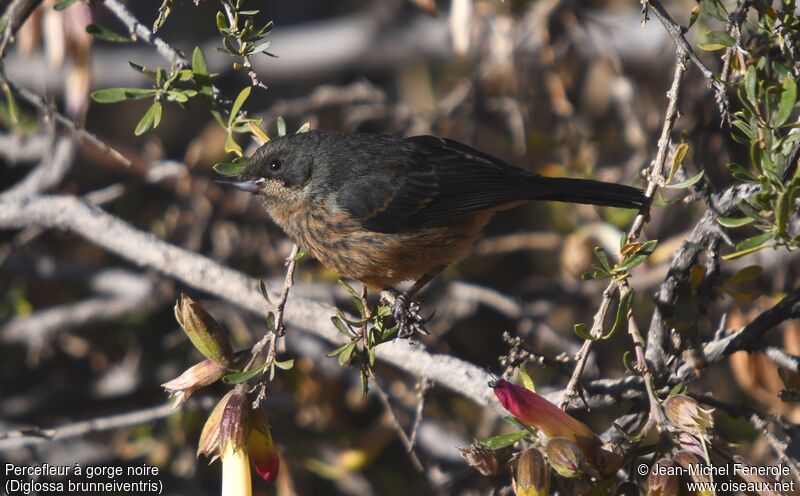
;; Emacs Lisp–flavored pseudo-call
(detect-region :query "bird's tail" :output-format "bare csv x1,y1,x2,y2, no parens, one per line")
531,176,648,209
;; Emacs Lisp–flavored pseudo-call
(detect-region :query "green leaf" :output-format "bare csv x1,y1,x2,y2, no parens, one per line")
222,364,268,384
664,170,705,189
216,11,228,31
213,161,247,176
479,430,529,450
258,279,271,303
224,132,242,156
337,280,365,318
745,65,758,107
277,116,286,137
604,289,633,340
54,0,78,10
3,84,18,126
593,246,612,273
668,383,688,397
91,88,156,103
192,46,210,76
776,77,797,128
725,265,763,285
716,216,755,228
338,342,357,366
229,86,251,126
250,39,272,55
274,359,294,370
574,323,592,341
519,368,535,392
295,122,311,134
292,248,307,262
698,31,735,51
735,231,773,251
134,101,162,136
668,142,690,183
727,162,757,182
330,316,353,337
622,351,634,372
85,23,131,43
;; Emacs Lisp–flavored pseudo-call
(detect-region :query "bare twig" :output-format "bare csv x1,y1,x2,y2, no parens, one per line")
0,72,131,166
559,51,689,409
373,378,425,473
0,0,44,58
0,137,75,201
0,195,501,410
645,0,730,122
101,0,188,68
0,398,215,451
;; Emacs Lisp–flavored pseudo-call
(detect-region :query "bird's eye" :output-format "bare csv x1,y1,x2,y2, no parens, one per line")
269,159,282,172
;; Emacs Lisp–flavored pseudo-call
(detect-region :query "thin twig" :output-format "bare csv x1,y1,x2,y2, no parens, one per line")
102,0,188,69
559,51,689,409
373,377,425,473
645,0,730,123
0,72,131,166
0,398,215,451
0,0,44,58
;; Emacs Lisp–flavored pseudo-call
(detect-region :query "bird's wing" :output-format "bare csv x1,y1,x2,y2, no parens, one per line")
336,136,537,233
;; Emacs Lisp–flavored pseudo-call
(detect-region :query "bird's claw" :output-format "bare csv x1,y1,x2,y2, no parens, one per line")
383,292,431,339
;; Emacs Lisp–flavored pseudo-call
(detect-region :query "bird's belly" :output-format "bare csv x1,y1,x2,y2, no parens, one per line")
283,209,493,290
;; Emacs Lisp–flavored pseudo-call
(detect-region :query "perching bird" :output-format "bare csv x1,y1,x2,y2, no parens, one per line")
227,131,647,336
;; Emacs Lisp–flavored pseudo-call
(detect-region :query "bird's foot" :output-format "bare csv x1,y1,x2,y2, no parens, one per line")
380,290,431,339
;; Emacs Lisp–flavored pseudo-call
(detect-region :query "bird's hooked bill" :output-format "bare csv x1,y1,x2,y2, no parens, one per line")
216,180,262,193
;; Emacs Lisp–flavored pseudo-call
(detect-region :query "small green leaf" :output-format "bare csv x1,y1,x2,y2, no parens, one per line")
296,122,311,134
192,46,210,76
697,31,735,51
735,231,773,251
668,142,690,183
338,342,357,366
91,88,156,103
213,161,247,176
776,76,797,127
745,65,758,107
274,359,294,370
519,369,535,392
479,430,529,450
668,383,687,397
216,11,228,31
277,116,286,137
664,170,705,189
86,23,131,43
716,216,755,228
574,323,592,341
593,246,612,273
622,351,634,372
3,84,18,126
725,265,763,285
229,86,251,126
258,279,271,303
224,132,242,156
134,101,162,136
292,248,307,262
54,0,78,10
604,289,633,340
330,316,353,337
222,363,268,384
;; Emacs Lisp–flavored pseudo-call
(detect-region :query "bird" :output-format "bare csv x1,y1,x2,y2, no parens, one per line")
226,130,648,337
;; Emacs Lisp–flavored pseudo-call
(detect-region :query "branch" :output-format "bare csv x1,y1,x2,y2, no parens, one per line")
559,51,688,409
0,71,131,166
0,137,74,201
101,0,188,69
0,0,44,58
645,0,730,122
0,398,214,451
0,195,498,409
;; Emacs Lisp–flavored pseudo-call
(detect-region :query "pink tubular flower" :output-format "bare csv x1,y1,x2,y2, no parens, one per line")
493,379,599,454
248,407,280,482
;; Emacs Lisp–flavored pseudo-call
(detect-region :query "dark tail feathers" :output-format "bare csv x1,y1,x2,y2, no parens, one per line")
533,176,648,209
